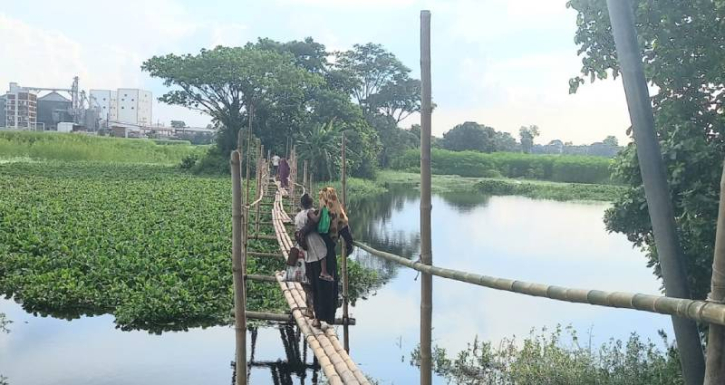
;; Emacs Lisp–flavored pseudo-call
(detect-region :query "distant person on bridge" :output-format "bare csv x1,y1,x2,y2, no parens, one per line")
271,154,281,177
279,158,290,188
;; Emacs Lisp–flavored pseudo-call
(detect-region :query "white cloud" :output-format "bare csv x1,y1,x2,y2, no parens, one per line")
277,0,415,7
432,49,631,144
209,23,249,48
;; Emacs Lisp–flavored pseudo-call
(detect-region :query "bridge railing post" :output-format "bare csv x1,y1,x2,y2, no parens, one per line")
231,150,247,385
605,2,704,383
419,10,433,385
341,132,350,353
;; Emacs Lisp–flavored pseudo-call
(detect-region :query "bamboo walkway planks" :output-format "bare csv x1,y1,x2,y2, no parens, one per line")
269,185,369,385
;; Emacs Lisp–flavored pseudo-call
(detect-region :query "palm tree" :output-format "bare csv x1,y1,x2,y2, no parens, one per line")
296,119,342,181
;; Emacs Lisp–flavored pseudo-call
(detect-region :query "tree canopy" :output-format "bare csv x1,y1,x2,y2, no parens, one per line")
142,46,320,154
567,0,725,299
519,125,540,154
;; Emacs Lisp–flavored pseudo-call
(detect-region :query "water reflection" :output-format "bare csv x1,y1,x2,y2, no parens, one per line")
237,325,321,385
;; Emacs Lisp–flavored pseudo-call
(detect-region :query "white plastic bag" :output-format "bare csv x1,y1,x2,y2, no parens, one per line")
284,257,308,284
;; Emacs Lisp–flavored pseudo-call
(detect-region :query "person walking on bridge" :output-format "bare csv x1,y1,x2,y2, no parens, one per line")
315,186,354,328
278,158,290,188
271,154,280,177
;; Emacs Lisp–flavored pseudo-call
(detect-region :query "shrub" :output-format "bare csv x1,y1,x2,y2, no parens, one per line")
179,154,199,170
392,148,615,185
411,326,682,385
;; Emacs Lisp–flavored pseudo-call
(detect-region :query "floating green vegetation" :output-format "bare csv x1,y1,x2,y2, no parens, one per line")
0,162,378,333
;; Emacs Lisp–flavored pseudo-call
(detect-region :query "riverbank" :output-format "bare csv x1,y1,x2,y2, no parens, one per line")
336,170,624,202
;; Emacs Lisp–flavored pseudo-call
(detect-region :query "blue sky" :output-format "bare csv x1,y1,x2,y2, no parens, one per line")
0,0,631,144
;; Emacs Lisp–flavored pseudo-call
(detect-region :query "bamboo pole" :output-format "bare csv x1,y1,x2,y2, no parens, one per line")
605,2,705,382
231,150,247,385
245,106,253,206
247,251,285,259
355,241,725,326
303,160,309,194
256,144,264,237
245,310,357,325
419,10,433,385
706,162,725,384
341,133,350,353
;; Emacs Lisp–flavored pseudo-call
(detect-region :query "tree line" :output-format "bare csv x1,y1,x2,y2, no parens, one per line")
143,38,421,179
436,121,620,158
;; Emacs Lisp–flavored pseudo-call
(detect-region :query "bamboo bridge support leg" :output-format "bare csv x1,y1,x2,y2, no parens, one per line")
303,160,308,194
606,2,705,383
705,161,725,384
419,10,433,385
256,145,263,237
341,133,350,353
231,150,247,385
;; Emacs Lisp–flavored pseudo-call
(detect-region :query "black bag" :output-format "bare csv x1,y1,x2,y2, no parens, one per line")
287,247,301,266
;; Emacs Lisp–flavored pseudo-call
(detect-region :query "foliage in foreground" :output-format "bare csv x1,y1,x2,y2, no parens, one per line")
392,149,616,185
412,326,682,385
0,131,204,165
567,0,725,301
0,162,378,332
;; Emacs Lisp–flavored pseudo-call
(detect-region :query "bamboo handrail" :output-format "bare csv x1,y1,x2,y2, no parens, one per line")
354,241,725,327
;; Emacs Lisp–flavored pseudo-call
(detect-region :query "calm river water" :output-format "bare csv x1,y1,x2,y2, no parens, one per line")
0,189,672,384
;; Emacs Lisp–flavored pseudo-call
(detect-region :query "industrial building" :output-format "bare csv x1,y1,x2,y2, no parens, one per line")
91,88,152,126
0,96,5,127
37,92,73,130
1,79,152,132
89,90,118,123
5,82,38,129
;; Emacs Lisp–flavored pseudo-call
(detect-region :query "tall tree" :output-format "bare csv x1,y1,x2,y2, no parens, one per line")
335,43,412,113
295,120,342,181
142,46,319,154
367,78,422,123
442,122,497,152
603,135,619,147
519,125,540,154
568,0,725,300
494,131,518,152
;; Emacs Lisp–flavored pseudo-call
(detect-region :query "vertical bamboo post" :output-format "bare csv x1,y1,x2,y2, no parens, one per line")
231,150,247,385
255,144,264,237
303,160,308,194
419,10,433,385
706,161,725,384
341,133,350,353
245,105,254,206
606,2,704,383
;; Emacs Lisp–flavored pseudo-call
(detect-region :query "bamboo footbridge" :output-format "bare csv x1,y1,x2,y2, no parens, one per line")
230,8,725,385
231,143,369,384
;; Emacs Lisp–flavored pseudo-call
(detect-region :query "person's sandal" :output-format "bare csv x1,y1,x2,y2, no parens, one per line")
319,273,334,282
312,319,321,328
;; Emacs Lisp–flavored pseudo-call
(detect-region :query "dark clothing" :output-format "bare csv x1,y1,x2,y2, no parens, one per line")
305,232,339,324
279,159,290,188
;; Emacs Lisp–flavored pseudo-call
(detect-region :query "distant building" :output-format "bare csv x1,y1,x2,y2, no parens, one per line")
37,91,72,130
0,96,5,128
5,82,38,129
89,90,118,123
92,88,152,126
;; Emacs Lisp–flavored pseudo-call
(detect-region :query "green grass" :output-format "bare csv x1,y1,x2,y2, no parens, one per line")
392,148,616,185
0,130,206,165
378,170,622,202
0,161,377,332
